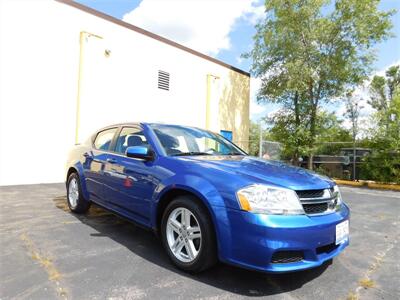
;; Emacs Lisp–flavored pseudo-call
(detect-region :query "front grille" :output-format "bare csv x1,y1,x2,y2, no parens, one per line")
316,243,339,255
303,203,328,214
271,251,304,264
296,189,335,215
296,189,324,198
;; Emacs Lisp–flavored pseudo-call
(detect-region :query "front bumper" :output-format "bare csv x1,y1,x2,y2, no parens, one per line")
214,204,350,273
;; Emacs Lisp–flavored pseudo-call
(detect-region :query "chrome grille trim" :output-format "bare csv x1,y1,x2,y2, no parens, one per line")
300,199,333,204
296,189,337,215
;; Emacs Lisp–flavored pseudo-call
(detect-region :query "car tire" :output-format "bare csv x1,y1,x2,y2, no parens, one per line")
161,196,218,273
67,172,91,214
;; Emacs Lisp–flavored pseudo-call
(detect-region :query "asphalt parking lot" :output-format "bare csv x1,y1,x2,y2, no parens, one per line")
1,184,399,300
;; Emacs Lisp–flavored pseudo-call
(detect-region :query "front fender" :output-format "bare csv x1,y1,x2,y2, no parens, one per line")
151,174,234,260
152,173,227,215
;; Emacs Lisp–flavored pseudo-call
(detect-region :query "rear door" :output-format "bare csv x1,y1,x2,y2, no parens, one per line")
104,126,158,225
83,127,118,203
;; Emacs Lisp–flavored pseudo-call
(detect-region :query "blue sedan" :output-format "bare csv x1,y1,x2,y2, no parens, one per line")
65,123,349,273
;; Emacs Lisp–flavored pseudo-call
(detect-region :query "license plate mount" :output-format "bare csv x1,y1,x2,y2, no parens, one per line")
335,220,349,245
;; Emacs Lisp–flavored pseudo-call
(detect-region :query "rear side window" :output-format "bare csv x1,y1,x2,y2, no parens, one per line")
115,127,148,154
94,128,117,151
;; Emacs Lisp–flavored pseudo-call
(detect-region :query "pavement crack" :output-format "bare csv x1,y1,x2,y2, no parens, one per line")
346,238,398,300
19,233,68,299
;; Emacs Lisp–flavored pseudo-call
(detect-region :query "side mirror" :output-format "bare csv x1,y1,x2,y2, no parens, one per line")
126,146,154,161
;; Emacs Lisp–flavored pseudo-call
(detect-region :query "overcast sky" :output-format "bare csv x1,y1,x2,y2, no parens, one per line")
76,0,400,123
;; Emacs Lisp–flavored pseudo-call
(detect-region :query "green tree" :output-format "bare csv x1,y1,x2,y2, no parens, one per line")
245,0,394,169
368,65,400,137
248,121,270,156
266,108,310,162
344,92,364,179
268,110,351,162
361,66,400,183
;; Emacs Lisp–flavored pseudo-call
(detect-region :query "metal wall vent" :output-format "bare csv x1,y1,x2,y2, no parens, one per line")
158,70,170,91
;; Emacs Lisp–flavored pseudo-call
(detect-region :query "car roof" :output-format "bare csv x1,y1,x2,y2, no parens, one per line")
96,122,204,132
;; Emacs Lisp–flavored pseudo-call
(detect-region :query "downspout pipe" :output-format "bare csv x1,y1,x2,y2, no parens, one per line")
75,31,103,144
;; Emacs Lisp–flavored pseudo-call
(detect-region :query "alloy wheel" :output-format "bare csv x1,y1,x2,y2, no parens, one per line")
68,178,79,208
166,207,202,263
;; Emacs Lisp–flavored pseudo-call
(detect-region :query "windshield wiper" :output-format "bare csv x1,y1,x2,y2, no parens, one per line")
223,152,244,156
172,152,212,156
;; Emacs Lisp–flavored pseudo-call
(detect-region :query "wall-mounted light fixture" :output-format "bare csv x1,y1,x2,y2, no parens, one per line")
104,49,111,58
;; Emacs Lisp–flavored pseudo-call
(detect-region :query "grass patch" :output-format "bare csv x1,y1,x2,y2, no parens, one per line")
359,278,375,289
346,292,358,300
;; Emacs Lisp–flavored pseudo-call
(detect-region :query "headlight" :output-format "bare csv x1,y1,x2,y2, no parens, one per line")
236,184,304,215
333,184,343,209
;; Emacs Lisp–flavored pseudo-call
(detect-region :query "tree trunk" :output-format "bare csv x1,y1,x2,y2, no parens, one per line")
293,92,300,166
308,84,317,170
308,108,316,170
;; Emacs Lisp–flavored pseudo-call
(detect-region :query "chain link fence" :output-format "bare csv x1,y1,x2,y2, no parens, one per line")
237,140,373,181
236,140,283,160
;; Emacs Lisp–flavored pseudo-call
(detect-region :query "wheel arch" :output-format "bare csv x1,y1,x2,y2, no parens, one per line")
66,167,78,184
155,187,215,232
153,183,225,255
65,163,89,200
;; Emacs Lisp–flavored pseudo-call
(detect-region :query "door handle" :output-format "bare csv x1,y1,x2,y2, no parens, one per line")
83,152,93,160
107,158,117,164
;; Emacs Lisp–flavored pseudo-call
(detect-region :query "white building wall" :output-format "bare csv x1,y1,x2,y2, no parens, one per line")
0,0,248,186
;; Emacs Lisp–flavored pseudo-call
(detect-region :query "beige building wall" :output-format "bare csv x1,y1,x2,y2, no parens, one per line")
206,71,250,152
219,71,250,152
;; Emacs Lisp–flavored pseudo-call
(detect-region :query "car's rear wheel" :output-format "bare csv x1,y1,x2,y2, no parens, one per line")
67,173,91,213
161,196,217,273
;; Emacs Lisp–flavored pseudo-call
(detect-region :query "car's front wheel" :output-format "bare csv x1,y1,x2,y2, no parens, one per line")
161,196,217,273
67,173,91,213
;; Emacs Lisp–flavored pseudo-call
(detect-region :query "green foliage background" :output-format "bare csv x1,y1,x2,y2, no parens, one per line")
245,0,399,183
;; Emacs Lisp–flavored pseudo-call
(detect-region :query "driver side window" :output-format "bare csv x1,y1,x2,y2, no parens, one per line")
115,127,148,154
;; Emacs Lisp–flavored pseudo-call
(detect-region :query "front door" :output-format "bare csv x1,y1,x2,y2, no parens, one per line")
104,126,158,225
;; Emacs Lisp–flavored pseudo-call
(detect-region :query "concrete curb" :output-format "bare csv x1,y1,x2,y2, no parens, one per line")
334,179,400,192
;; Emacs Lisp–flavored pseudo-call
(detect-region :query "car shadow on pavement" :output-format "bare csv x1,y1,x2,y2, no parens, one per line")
53,196,331,297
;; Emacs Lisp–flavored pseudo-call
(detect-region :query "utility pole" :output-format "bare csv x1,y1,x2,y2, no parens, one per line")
353,138,356,181
259,121,263,158
345,94,362,181
350,101,359,181
351,102,358,181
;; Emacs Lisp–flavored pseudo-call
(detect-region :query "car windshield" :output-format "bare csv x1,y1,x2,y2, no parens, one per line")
150,124,247,156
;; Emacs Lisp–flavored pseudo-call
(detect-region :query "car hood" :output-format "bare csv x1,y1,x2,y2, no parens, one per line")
177,155,333,190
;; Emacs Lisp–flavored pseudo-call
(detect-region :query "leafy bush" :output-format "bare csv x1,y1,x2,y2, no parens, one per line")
314,165,331,177
360,151,400,184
